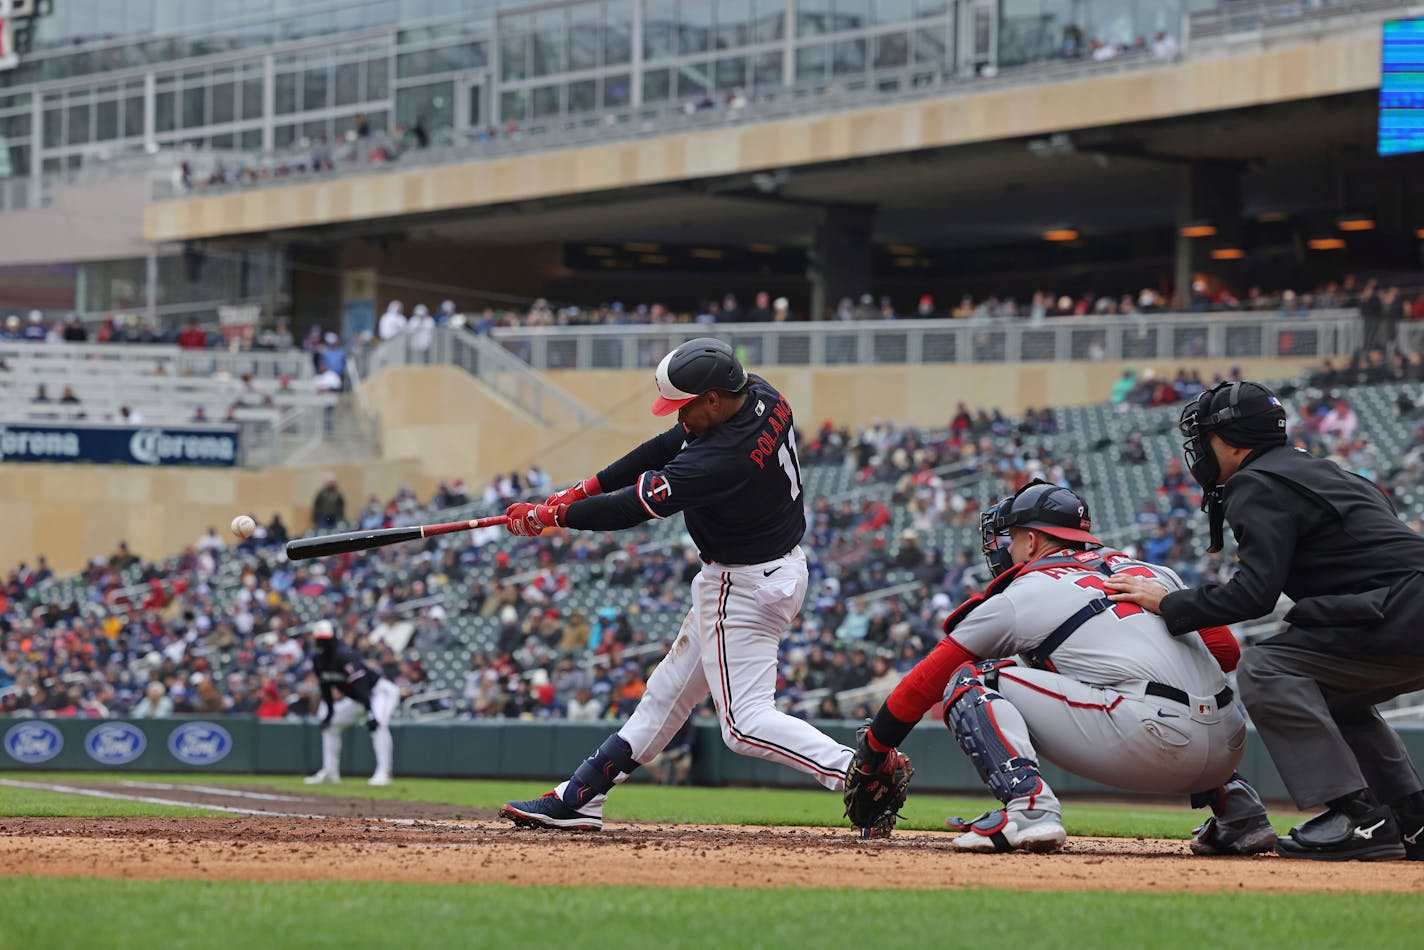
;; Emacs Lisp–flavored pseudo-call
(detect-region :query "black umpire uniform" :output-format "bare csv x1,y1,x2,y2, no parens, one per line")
1154,379,1424,861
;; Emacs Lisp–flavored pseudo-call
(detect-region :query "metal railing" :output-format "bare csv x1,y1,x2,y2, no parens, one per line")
1187,0,1416,42
366,327,603,427
0,339,313,380
490,310,1363,371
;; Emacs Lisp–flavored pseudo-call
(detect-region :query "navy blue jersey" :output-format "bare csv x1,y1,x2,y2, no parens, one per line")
578,375,806,565
313,641,380,707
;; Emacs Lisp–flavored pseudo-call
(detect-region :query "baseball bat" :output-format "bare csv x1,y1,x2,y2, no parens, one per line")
285,515,509,561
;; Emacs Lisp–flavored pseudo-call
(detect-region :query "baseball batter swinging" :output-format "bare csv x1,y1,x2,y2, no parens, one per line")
849,481,1276,854
500,338,864,831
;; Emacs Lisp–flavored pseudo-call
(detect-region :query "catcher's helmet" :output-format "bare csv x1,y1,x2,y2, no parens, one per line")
651,338,748,416
980,480,1100,575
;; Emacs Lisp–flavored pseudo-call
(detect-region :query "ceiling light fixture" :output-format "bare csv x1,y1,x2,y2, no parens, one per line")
1210,247,1246,260
1042,227,1080,242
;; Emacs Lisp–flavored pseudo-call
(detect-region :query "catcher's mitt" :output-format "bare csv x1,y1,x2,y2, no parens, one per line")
843,726,914,839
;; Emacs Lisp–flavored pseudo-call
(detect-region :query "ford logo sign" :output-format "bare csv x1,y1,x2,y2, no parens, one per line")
4,721,64,764
166,722,232,766
84,722,148,765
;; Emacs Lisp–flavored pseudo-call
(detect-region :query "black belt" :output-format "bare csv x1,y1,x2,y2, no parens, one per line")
1145,681,1233,709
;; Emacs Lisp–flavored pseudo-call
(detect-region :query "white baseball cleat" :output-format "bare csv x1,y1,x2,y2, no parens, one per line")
368,772,392,787
949,808,1066,853
304,770,340,785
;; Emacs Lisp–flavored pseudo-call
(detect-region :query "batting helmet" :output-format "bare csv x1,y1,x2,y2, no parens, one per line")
311,620,336,640
651,338,748,416
980,480,1100,575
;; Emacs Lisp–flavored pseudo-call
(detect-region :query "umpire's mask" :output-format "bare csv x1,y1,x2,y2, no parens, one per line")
1178,380,1287,550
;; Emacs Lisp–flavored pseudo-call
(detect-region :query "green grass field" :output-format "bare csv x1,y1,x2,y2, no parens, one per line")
0,773,1392,949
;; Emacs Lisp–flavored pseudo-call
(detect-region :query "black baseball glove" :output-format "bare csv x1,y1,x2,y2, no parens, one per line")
843,725,914,839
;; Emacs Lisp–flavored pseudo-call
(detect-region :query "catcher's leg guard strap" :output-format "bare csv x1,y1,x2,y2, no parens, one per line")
943,663,1043,806
563,733,639,808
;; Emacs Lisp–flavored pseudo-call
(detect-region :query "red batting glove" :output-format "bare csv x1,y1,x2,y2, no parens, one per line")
504,502,568,537
545,476,601,508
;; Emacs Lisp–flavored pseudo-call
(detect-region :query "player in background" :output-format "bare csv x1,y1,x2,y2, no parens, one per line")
305,620,401,786
499,338,863,831
851,481,1275,854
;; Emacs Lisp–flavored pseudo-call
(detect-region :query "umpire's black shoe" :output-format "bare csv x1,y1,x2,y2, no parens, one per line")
1397,817,1424,861
1275,805,1406,862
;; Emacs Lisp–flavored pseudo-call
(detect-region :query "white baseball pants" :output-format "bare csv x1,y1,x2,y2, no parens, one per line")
319,677,400,777
617,546,854,790
992,665,1248,807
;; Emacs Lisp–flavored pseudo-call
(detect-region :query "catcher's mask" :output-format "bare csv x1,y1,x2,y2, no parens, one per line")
980,479,1101,575
1178,380,1286,550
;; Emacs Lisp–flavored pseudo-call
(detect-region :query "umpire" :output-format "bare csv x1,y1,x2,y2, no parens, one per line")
1107,379,1424,861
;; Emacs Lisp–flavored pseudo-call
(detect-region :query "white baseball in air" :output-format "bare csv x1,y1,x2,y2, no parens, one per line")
230,515,257,539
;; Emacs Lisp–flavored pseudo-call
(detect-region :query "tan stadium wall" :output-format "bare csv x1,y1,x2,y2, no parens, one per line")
0,458,423,575
145,31,1381,243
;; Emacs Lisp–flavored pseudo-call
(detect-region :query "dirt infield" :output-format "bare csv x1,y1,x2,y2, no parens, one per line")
2,784,1421,893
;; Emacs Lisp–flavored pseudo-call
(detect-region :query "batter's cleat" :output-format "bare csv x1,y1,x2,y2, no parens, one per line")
1190,813,1279,856
501,791,603,831
303,770,340,785
949,808,1065,854
368,772,392,787
1274,806,1406,862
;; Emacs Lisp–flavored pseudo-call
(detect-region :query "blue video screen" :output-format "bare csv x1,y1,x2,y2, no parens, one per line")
1381,18,1424,156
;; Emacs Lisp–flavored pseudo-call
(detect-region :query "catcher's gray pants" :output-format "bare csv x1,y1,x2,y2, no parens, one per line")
1236,643,1424,808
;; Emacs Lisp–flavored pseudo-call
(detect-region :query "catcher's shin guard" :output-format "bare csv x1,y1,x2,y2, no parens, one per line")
563,733,639,809
943,662,1044,805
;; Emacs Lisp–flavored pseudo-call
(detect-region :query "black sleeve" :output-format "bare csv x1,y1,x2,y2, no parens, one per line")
1159,472,1298,634
596,426,687,491
564,486,654,531
868,701,918,751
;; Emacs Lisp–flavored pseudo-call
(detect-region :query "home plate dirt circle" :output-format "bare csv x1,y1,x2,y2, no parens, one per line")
1,785,1420,893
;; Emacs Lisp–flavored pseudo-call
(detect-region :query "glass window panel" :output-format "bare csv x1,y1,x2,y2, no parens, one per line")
212,132,235,149
716,0,751,50
752,51,783,88
124,97,145,137
241,128,263,149
753,0,785,42
642,67,671,103
874,32,909,68
680,0,712,54
275,124,296,148
301,119,329,142
568,78,597,113
67,103,91,144
500,88,528,124
367,58,391,100
798,0,829,37
796,43,827,80
715,56,746,90
644,1,676,60
874,0,913,24
1,112,31,138
914,0,947,15
395,80,454,132
677,63,710,98
604,1,633,64
914,26,947,63
604,73,632,107
531,84,561,117
276,72,299,113
95,99,119,140
335,62,362,106
832,0,869,31
212,80,236,124
570,5,600,70
8,144,30,177
155,91,176,132
832,37,866,74
1088,0,1136,49
532,10,566,76
181,86,205,129
500,32,527,80
242,78,264,120
303,67,329,111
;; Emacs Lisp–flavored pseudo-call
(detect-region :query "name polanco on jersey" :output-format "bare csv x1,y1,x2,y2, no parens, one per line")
747,396,793,469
